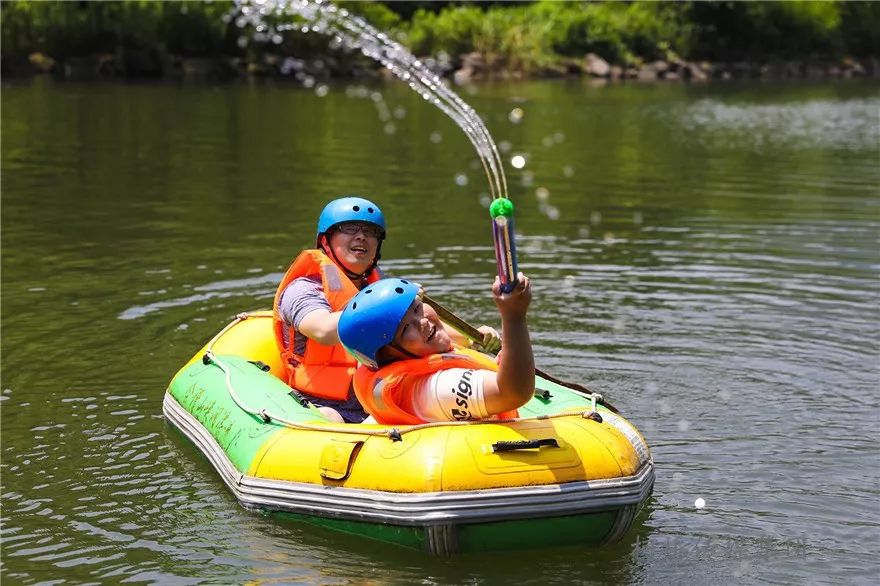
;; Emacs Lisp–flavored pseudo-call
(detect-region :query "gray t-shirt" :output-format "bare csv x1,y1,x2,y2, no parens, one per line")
277,276,331,363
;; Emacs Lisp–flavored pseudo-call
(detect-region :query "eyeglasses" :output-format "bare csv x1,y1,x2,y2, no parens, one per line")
336,222,382,238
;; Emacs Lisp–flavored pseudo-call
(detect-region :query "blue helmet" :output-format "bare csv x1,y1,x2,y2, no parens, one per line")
316,196,386,245
338,278,420,368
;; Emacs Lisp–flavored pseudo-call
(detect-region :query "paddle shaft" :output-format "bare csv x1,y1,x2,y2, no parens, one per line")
422,293,619,413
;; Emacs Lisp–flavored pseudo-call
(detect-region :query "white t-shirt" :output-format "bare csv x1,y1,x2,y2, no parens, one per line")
409,368,489,422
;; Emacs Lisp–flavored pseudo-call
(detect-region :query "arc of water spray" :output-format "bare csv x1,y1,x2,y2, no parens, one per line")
234,0,509,202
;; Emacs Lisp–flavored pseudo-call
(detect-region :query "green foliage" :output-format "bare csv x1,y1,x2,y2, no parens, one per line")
686,0,862,61
407,5,487,58
336,1,402,32
1,1,235,58
1,0,876,74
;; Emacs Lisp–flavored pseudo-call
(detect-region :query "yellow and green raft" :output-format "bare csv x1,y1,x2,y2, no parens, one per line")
164,311,654,554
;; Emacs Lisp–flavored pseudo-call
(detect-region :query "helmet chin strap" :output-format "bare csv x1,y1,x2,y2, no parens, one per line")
389,341,421,360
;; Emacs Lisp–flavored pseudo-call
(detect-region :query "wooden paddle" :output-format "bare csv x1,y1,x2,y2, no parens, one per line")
423,293,619,413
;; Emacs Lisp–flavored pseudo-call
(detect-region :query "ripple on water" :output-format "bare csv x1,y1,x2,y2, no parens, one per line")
674,97,880,151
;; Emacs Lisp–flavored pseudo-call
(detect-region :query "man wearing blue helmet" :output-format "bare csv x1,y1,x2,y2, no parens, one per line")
338,274,533,425
272,196,388,423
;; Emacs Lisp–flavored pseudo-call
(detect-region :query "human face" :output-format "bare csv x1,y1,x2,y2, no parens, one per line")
392,297,453,357
326,222,380,274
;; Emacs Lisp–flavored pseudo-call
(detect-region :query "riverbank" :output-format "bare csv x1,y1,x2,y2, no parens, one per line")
3,0,878,84
7,49,879,85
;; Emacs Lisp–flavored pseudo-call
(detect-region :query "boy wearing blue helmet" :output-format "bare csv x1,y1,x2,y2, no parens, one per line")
338,274,533,425
272,196,388,423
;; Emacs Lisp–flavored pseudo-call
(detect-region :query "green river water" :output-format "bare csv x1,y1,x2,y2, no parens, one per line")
2,77,878,584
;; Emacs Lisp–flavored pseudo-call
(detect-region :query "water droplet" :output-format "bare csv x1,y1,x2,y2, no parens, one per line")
384,122,396,135
429,132,442,144
237,36,249,49
454,174,469,187
694,497,706,509
590,211,602,225
511,155,526,169
553,131,565,143
302,76,315,88
678,419,691,431
562,165,574,178
498,141,512,153
542,136,554,147
508,108,524,124
393,106,406,119
633,211,644,225
315,84,329,97
535,187,550,201
272,34,283,45
478,193,491,208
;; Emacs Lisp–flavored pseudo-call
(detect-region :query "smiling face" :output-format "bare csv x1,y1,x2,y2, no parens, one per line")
325,222,381,275
391,297,453,358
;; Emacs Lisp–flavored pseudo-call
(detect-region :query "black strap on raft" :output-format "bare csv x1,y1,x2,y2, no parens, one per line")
534,387,552,400
388,428,402,442
248,360,270,372
491,438,559,453
288,389,312,408
202,353,213,365
584,411,603,423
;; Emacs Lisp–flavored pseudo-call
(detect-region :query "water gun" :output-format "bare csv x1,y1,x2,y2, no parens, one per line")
489,197,519,293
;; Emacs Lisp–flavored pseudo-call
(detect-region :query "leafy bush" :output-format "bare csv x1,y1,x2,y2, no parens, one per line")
1,0,876,75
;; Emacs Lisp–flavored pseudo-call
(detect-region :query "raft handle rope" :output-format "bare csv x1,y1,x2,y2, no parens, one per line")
202,312,611,440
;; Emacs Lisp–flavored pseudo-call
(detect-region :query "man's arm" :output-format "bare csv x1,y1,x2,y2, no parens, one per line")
279,277,338,346
298,309,343,346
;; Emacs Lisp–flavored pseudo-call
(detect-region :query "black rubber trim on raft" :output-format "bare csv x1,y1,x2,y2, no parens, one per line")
492,438,560,452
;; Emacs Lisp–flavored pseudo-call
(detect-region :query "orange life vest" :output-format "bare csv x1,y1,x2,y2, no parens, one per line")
352,345,519,425
273,249,381,400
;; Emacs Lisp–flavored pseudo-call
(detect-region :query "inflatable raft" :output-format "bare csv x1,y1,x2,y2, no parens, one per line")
164,311,654,554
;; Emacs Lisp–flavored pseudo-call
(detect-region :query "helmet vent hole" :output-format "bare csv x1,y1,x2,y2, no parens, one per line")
364,289,372,294
395,287,404,294
352,302,358,309
353,205,361,211
368,207,374,213
400,279,409,284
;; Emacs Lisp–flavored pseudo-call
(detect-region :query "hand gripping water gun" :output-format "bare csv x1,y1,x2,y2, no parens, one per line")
489,197,519,293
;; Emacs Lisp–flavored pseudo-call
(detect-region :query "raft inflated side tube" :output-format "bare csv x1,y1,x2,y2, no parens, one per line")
164,313,655,554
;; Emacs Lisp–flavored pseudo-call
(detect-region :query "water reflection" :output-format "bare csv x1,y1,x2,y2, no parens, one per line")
2,78,878,584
